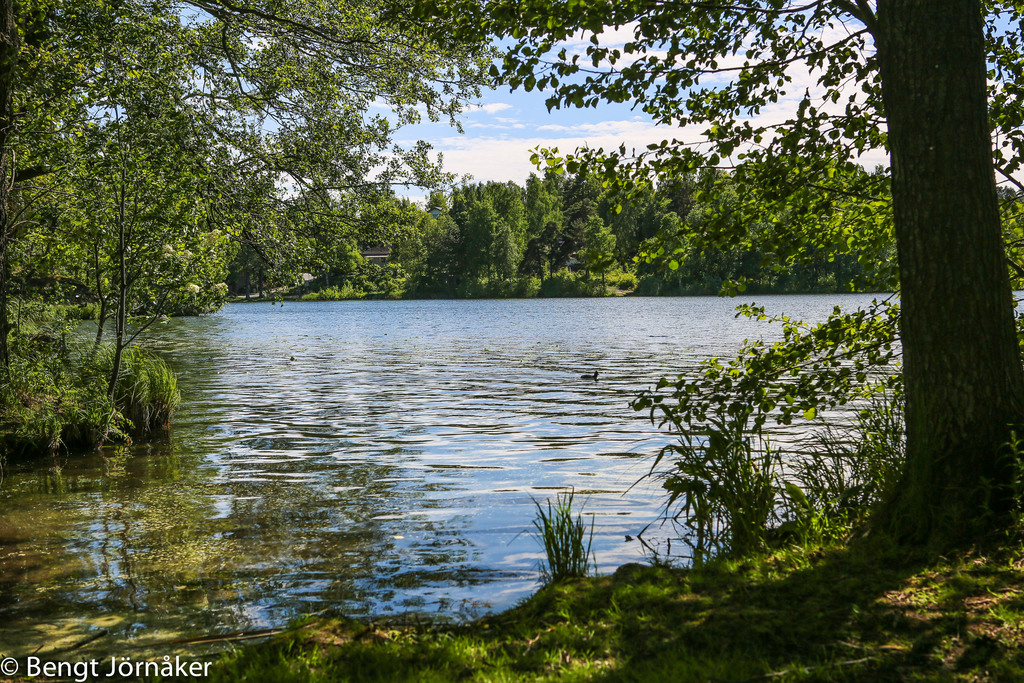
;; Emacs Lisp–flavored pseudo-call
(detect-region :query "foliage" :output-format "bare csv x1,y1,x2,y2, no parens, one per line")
531,489,595,583
1,0,489,453
453,275,541,299
0,312,179,452
604,270,638,291
649,413,783,563
384,173,881,301
634,300,900,434
537,270,606,298
0,340,115,452
784,389,906,543
632,301,901,559
408,0,905,291
301,285,366,302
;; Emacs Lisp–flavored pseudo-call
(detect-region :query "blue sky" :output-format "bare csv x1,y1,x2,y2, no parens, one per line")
392,84,673,202
388,14,1024,204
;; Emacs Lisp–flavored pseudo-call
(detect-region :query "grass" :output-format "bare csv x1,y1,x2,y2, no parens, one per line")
207,532,1024,682
532,490,595,584
1,337,180,454
111,345,180,436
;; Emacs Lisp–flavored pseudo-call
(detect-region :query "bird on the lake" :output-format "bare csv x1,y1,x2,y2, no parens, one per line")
580,370,599,381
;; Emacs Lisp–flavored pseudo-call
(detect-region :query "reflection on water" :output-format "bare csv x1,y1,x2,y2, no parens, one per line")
0,294,882,658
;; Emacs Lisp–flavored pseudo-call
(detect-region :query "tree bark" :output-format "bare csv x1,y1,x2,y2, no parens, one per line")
108,167,128,403
0,0,19,368
876,0,1024,543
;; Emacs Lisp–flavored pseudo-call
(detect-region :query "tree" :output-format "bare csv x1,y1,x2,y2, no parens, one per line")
0,0,487,363
580,215,616,284
411,0,1024,544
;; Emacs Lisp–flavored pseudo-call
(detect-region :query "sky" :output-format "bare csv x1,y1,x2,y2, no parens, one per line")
392,17,1023,205
391,24,893,203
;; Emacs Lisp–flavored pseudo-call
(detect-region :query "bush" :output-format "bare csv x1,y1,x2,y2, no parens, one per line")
301,284,365,301
1,336,181,455
455,276,542,299
606,270,639,290
0,348,112,452
634,302,902,560
539,270,606,297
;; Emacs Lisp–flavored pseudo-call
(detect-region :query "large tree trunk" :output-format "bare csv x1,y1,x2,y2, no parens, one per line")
876,0,1024,544
0,0,19,368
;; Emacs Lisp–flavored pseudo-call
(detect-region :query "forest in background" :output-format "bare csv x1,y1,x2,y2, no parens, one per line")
231,168,898,302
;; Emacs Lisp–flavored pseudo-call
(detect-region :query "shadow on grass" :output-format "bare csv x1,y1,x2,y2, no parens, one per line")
205,536,1024,682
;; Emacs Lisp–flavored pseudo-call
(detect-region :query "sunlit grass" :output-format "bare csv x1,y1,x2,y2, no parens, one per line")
207,533,1024,682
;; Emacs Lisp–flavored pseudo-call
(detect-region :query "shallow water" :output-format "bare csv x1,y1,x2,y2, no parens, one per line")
0,294,884,658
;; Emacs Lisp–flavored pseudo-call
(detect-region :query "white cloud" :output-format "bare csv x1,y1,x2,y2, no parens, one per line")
465,102,514,115
425,118,703,183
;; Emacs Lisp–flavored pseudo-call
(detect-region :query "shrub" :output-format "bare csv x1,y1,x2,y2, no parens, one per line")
1,337,181,455
652,414,783,563
539,270,606,297
634,301,902,560
301,284,365,301
607,271,639,290
1,340,115,452
455,276,542,299
532,489,595,583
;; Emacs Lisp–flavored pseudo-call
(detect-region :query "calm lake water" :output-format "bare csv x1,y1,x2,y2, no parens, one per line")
0,294,886,658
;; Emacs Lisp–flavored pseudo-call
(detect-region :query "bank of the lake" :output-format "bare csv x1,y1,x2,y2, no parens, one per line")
212,535,1024,682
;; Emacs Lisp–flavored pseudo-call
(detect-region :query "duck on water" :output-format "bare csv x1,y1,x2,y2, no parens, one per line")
580,370,599,380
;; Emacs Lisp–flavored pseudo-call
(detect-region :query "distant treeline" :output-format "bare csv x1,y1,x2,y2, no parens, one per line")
231,170,889,300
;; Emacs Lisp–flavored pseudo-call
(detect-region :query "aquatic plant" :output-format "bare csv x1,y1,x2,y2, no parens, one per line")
652,414,783,563
111,346,180,436
532,489,595,583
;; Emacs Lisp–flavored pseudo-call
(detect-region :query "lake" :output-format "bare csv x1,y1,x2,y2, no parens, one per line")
0,294,887,658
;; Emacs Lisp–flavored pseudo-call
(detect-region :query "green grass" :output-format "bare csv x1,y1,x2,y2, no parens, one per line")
208,533,1024,682
532,490,595,583
1,339,180,454
112,345,180,436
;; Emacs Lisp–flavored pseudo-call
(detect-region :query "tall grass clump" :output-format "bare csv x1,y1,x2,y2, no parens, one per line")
532,489,595,583
782,390,905,542
110,346,180,436
652,413,783,563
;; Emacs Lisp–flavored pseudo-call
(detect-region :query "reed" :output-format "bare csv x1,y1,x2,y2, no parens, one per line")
112,346,180,435
532,489,595,583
